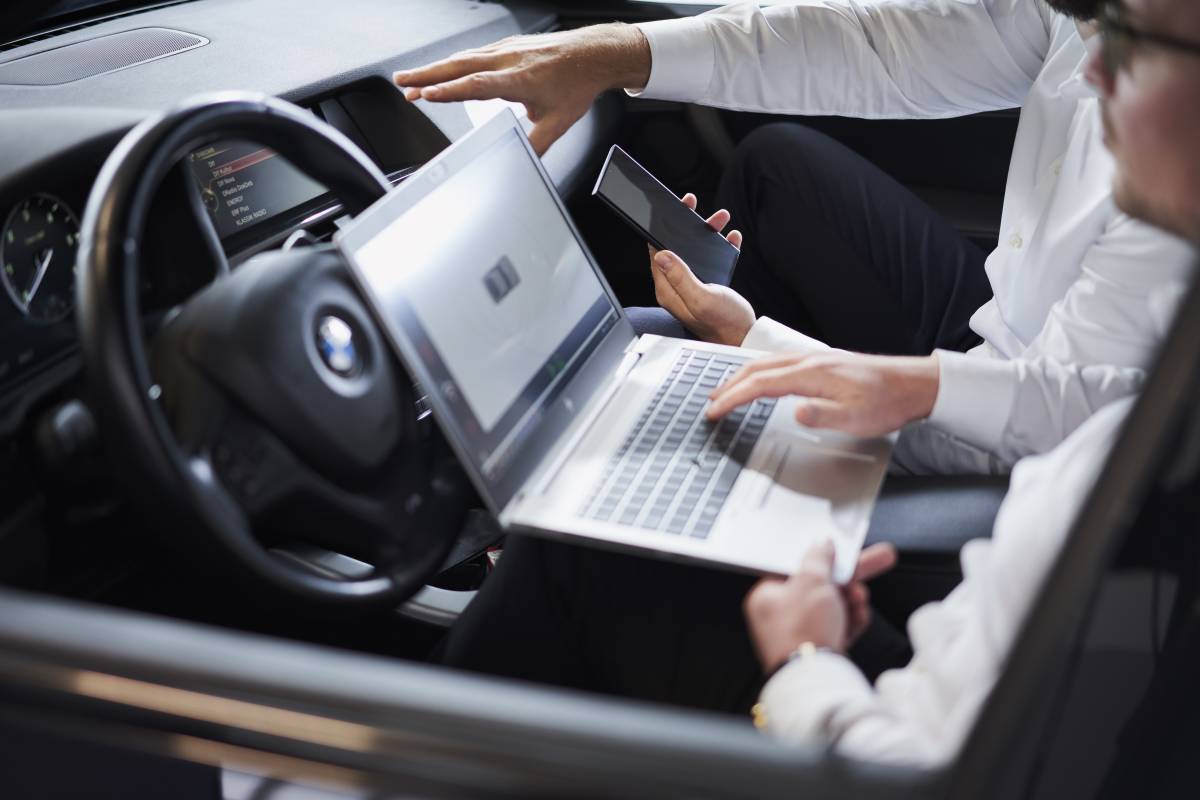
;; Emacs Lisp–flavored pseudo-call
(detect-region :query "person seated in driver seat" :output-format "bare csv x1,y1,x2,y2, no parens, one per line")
437,0,1199,765
396,0,1193,477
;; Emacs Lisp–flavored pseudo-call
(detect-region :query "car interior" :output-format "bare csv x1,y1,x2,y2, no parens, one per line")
0,1,1195,798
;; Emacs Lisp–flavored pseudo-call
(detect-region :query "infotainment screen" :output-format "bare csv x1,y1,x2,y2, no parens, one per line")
186,140,326,239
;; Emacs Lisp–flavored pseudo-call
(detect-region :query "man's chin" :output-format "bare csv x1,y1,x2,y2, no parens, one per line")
1112,178,1142,219
1113,180,1190,241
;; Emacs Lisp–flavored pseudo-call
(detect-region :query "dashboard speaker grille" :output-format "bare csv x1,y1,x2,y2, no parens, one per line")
0,28,208,86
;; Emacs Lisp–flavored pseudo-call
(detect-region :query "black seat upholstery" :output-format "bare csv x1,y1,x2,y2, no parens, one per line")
866,474,1010,555
865,474,1010,626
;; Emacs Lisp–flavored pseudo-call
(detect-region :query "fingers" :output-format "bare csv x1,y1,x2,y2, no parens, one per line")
842,580,872,640
851,543,898,583
707,353,834,419
526,114,574,157
679,194,734,237
727,229,743,251
848,597,872,640
409,69,514,103
705,208,731,233
842,581,869,609
707,363,831,420
799,539,836,579
712,353,809,399
393,50,500,91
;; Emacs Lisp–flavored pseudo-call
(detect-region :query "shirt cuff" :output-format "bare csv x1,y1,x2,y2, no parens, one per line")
928,349,1019,454
628,17,715,102
758,651,873,742
740,317,832,354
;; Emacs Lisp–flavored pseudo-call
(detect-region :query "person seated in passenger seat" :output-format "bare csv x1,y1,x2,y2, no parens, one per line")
436,0,1199,766
396,0,1193,476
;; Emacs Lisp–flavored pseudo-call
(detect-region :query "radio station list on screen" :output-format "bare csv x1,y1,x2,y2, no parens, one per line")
187,140,326,239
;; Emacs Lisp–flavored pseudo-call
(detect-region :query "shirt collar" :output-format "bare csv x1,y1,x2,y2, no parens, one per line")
1059,23,1101,99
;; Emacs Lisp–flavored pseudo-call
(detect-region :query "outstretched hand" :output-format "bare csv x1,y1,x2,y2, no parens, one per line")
393,24,651,155
649,193,756,347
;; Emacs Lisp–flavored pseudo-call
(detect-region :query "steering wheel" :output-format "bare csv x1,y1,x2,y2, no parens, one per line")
76,93,472,608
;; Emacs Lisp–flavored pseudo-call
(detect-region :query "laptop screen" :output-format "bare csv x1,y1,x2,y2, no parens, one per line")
338,112,627,508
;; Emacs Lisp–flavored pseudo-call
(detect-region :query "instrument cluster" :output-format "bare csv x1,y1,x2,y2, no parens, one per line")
0,191,84,392
1,192,80,325
0,139,337,397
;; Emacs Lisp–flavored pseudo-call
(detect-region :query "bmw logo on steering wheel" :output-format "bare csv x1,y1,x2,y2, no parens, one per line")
316,315,362,378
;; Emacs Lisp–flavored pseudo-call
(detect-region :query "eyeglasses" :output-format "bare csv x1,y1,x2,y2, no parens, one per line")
1099,1,1200,77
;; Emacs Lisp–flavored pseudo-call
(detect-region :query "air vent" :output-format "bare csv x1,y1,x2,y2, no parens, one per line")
0,27,207,86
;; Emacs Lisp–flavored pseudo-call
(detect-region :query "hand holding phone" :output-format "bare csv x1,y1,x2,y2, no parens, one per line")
592,145,740,286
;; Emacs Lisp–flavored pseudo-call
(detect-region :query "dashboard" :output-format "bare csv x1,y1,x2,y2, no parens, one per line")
0,0,626,436
0,136,335,396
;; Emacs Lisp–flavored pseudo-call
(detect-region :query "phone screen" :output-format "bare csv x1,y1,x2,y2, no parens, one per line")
592,146,738,286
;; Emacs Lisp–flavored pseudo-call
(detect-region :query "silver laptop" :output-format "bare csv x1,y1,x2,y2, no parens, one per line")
336,110,892,582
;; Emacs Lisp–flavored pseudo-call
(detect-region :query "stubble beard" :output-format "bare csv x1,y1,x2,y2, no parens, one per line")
1114,171,1200,245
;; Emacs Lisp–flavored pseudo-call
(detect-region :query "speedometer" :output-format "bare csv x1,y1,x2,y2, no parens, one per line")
1,193,80,324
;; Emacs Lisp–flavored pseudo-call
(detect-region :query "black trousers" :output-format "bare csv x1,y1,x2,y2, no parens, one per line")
723,123,990,354
441,124,993,713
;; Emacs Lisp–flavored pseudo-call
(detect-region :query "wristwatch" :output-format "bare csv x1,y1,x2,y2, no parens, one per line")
751,642,836,730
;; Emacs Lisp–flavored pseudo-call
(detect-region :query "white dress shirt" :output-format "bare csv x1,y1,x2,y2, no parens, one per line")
633,1,1194,474
757,396,1131,764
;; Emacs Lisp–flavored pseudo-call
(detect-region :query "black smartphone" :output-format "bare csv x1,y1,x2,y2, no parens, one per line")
592,145,739,286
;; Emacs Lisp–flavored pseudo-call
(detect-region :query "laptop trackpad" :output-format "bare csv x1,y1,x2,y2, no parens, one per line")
761,440,883,532
744,430,891,581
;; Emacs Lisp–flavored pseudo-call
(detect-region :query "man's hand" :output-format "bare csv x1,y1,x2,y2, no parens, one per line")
650,193,755,347
393,24,651,155
744,540,898,674
706,350,941,437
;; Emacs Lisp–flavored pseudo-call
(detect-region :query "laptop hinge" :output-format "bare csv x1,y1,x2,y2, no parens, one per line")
615,347,642,381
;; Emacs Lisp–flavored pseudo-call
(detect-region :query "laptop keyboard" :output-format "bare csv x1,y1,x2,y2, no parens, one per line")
579,349,777,539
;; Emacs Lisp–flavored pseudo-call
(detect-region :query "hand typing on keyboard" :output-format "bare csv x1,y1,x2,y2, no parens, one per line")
580,349,776,538
706,350,941,438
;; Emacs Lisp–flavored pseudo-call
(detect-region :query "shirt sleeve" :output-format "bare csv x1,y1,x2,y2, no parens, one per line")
740,316,833,354
757,399,1130,764
928,215,1192,466
632,0,1053,118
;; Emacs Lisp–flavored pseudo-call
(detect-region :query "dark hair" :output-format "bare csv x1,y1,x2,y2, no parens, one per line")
1045,0,1105,21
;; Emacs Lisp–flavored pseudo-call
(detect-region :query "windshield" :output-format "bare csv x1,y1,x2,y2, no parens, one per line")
1,1,187,48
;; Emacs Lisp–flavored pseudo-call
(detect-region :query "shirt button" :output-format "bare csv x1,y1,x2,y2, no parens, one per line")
1010,232,1024,249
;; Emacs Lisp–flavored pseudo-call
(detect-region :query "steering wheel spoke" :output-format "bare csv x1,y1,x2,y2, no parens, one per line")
184,451,255,544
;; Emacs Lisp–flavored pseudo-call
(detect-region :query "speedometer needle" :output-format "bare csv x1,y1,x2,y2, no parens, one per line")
25,247,53,308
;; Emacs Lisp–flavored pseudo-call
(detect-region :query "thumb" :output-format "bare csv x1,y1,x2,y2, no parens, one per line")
526,114,572,157
799,539,836,578
654,250,706,299
794,398,848,430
